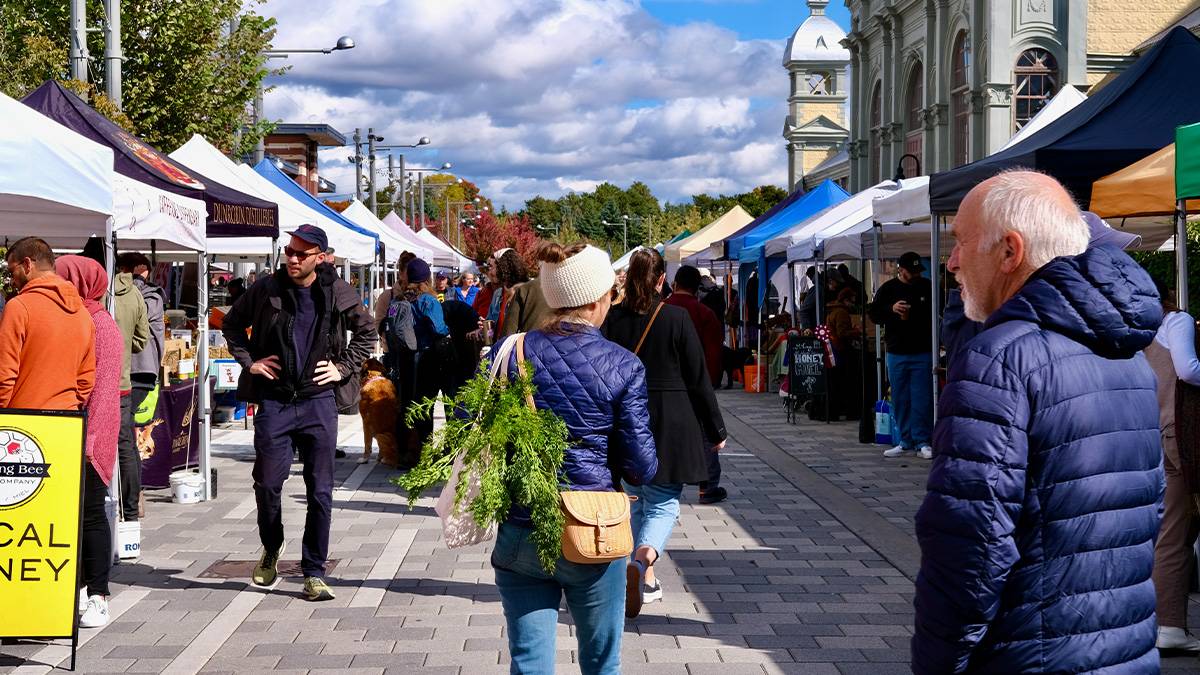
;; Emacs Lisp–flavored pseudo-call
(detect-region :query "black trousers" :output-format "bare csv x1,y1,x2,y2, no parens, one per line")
252,395,338,578
117,393,139,520
699,444,722,492
81,463,111,597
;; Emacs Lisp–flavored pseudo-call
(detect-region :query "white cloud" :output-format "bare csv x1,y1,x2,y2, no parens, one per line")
259,0,795,209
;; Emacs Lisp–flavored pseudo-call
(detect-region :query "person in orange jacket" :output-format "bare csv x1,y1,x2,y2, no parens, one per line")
0,237,95,410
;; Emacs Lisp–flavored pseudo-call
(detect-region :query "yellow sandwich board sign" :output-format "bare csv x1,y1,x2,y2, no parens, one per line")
0,409,86,668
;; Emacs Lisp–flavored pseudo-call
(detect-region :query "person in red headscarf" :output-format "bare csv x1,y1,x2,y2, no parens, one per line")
55,254,122,629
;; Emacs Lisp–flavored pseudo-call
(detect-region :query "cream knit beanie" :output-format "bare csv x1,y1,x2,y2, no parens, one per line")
540,245,616,309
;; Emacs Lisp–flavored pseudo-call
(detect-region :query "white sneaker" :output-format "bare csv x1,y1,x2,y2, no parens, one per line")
643,580,663,603
917,445,934,460
79,595,109,628
882,445,909,458
1157,626,1200,652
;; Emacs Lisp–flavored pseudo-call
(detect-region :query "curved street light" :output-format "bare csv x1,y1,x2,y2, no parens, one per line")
254,35,356,164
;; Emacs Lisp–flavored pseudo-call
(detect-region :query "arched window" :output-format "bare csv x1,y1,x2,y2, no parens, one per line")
951,32,971,166
870,83,882,184
904,63,924,165
1014,48,1058,131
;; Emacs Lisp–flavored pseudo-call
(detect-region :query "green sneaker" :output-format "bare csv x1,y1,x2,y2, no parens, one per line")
302,576,335,602
251,543,284,588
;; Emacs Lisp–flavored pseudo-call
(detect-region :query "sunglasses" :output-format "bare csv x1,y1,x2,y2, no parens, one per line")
284,246,320,261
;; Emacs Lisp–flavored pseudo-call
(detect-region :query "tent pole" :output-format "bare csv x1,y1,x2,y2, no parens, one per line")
930,215,941,426
872,223,883,402
1177,201,1189,312
788,262,797,328
197,249,212,501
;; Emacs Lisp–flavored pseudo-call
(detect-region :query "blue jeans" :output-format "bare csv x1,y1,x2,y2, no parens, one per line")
492,523,625,674
623,482,682,556
885,352,933,448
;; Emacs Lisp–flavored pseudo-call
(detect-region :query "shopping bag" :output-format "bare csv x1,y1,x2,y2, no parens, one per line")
435,334,521,549
874,399,894,445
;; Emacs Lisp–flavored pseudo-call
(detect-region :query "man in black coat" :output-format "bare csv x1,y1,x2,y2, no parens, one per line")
867,251,933,460
222,225,376,601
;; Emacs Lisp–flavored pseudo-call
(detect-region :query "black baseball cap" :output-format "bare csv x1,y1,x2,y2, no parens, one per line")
898,251,925,272
288,224,329,252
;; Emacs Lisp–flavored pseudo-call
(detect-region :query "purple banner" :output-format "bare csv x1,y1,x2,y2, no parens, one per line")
138,381,201,489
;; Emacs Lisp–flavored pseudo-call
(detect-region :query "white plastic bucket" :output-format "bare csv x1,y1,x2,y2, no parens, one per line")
169,471,204,504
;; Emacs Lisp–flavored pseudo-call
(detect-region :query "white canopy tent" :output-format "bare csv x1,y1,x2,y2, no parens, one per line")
999,85,1088,151
170,135,377,263
0,91,114,239
612,246,648,271
380,210,439,261
340,200,409,263
774,181,900,262
416,228,478,271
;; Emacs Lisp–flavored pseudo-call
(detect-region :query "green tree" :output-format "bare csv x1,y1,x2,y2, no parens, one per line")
523,196,563,235
0,0,277,158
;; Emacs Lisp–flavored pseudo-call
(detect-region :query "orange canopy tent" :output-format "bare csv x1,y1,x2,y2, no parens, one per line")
1091,144,1200,217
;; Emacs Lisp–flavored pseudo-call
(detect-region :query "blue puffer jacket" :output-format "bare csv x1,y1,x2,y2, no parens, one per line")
503,326,658,526
913,246,1165,674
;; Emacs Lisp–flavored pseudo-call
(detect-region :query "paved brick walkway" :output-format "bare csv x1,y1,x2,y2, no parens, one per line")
3,391,1199,673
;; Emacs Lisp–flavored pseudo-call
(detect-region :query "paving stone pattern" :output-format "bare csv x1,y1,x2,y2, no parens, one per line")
2,392,1198,673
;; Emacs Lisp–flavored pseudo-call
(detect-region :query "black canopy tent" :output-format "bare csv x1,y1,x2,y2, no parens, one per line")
23,81,279,239
929,26,1200,213
922,26,1200,424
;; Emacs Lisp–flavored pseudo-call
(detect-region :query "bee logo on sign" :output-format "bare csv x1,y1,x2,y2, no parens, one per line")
0,428,51,510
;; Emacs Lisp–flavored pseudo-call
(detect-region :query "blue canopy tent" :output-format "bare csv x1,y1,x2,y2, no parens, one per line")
731,180,850,311
253,159,378,264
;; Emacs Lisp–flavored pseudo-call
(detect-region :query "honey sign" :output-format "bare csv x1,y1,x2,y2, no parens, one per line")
0,409,86,646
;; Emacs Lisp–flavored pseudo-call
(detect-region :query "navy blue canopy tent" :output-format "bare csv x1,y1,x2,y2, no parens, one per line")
929,26,1200,213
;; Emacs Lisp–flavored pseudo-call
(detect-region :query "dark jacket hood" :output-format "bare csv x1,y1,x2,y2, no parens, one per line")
985,245,1162,359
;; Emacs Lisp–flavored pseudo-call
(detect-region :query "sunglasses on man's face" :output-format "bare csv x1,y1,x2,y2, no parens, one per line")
284,246,320,261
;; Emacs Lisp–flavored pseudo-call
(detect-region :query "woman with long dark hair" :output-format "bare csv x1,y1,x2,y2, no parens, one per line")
601,248,726,618
491,243,657,674
489,248,529,339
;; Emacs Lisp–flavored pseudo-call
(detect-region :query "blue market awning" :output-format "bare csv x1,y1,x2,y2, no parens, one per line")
253,159,378,264
728,180,851,310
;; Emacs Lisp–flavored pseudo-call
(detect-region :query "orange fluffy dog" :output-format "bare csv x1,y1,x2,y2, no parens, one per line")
359,358,400,467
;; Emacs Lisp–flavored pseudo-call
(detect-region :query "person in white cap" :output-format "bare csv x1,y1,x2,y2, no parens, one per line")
490,243,659,675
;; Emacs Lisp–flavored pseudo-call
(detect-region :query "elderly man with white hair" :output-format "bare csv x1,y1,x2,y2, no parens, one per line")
912,171,1165,674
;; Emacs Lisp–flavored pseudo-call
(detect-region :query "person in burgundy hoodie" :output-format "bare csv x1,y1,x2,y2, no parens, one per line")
664,264,728,504
0,237,95,410
56,255,122,630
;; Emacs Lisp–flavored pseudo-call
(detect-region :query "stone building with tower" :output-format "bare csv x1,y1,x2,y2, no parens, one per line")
840,0,1193,193
783,0,852,192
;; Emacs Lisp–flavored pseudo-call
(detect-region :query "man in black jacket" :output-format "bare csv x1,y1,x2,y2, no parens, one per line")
222,225,376,601
867,251,933,460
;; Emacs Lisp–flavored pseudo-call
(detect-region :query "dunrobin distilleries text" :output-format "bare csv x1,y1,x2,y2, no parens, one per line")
211,203,275,229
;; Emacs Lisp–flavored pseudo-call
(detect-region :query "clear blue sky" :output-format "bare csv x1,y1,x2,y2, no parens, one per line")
642,0,851,40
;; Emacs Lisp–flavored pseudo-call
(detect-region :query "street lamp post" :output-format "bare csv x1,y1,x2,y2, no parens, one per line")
255,36,355,165
377,137,431,221
894,153,922,181
406,163,453,230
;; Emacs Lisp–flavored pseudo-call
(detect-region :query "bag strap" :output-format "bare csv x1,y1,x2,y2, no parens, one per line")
634,302,664,356
514,334,537,410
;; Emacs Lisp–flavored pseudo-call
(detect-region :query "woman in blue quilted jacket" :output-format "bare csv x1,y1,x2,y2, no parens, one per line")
492,242,658,675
